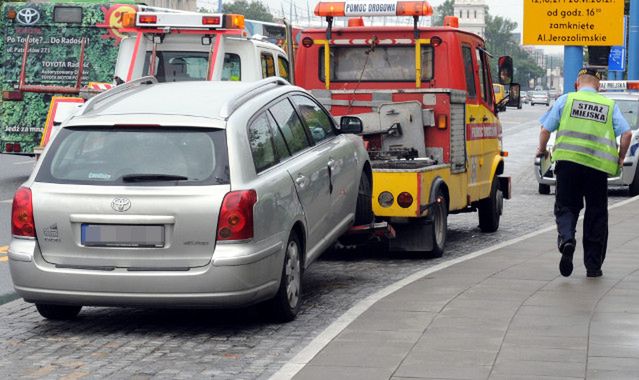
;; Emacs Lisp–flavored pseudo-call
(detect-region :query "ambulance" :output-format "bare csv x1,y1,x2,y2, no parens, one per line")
295,0,515,255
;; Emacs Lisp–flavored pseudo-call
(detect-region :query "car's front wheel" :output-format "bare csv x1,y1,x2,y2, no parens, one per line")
35,304,82,320
268,233,302,322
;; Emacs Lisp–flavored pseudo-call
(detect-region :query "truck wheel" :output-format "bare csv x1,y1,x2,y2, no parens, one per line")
629,167,639,197
429,189,448,258
354,172,374,225
538,183,551,195
268,232,302,322
478,178,502,233
35,304,82,320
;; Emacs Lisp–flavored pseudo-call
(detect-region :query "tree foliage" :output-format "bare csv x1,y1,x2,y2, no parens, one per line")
484,13,544,88
222,0,273,22
431,0,454,27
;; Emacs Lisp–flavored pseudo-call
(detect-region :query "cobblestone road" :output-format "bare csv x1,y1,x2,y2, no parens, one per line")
0,106,631,379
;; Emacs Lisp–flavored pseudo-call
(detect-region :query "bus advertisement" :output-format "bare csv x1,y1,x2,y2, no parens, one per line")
0,1,133,155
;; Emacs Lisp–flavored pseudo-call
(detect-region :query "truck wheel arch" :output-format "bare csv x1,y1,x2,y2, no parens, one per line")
428,177,449,213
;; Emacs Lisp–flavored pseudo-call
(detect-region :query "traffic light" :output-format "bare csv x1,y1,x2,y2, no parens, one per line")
587,46,611,66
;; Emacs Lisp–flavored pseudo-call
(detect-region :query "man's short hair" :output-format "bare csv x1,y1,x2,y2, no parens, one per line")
577,67,602,80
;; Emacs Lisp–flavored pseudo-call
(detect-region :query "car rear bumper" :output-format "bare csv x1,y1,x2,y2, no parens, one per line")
534,157,638,187
9,237,284,307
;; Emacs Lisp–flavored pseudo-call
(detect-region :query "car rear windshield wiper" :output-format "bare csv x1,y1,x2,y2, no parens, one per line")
122,174,189,182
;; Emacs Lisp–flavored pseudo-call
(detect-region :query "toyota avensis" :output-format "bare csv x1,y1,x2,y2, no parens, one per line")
9,77,372,322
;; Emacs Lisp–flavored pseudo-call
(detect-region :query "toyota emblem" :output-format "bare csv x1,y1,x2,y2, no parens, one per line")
16,8,40,26
111,198,131,212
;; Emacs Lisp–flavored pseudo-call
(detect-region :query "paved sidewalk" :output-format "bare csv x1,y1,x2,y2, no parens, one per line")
281,197,639,380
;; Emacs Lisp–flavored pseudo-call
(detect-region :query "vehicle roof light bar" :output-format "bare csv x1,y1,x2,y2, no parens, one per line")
600,80,639,91
315,0,432,18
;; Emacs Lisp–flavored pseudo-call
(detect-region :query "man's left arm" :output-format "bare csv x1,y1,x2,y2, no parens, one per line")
612,104,632,165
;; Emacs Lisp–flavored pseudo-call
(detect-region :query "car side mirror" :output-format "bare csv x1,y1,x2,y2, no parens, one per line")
339,116,363,134
507,83,521,108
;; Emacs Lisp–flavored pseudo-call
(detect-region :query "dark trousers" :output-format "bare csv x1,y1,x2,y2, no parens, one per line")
554,160,608,272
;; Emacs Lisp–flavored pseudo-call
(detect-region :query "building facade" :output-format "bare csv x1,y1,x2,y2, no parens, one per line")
453,0,487,38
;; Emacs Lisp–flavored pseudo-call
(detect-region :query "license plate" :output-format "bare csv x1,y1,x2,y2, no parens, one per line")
81,224,165,248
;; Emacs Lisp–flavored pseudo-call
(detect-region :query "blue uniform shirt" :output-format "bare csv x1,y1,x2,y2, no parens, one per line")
540,87,631,136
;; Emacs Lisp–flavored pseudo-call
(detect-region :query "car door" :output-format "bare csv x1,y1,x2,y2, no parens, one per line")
268,97,332,261
290,94,359,233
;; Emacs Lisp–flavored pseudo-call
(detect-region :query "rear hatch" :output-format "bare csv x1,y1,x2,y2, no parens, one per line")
32,126,230,270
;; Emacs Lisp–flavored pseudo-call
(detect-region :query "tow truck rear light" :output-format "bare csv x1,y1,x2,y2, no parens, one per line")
437,114,448,129
348,17,365,27
2,90,23,101
139,15,157,24
315,1,346,17
443,16,458,27
202,15,221,25
628,81,639,91
378,192,394,208
217,190,257,241
12,187,35,238
397,192,414,208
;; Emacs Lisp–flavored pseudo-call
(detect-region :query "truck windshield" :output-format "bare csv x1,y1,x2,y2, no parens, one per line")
143,51,242,82
319,46,434,82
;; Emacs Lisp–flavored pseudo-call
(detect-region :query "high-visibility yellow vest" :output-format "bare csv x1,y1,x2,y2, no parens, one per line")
552,91,618,175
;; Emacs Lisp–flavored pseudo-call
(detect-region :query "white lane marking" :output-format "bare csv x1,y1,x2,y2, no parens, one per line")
0,199,12,204
270,195,639,380
12,160,35,165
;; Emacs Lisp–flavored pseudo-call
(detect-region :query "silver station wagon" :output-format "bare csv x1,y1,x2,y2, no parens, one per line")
9,77,372,322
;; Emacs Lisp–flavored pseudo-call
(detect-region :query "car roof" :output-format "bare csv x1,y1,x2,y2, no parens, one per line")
69,79,296,126
601,92,639,101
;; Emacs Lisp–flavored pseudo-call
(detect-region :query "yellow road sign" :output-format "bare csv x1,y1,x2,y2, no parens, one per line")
523,0,624,46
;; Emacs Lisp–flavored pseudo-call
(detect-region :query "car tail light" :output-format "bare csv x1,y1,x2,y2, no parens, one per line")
202,16,221,25
397,192,414,208
12,187,35,238
217,190,257,241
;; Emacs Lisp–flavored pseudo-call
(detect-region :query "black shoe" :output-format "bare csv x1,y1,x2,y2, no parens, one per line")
587,269,603,278
559,241,575,277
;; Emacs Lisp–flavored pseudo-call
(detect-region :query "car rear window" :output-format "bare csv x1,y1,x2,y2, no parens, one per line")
36,127,229,186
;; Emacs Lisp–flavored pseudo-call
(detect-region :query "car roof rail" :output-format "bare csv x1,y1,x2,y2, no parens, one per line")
220,77,290,119
78,76,158,116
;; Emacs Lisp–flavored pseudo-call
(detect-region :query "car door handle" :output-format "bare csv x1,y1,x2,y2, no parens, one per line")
295,175,306,189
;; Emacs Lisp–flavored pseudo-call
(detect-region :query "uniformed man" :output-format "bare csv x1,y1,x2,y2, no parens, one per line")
537,68,632,278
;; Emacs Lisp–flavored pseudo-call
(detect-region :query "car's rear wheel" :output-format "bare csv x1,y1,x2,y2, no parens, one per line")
629,167,639,197
354,171,374,225
268,233,302,322
478,177,502,232
35,304,82,320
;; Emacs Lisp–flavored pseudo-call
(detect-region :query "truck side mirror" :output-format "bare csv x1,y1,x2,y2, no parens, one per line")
339,116,363,134
507,83,521,108
498,56,513,85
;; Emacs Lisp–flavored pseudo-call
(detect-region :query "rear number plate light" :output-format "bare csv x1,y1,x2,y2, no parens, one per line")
81,224,165,248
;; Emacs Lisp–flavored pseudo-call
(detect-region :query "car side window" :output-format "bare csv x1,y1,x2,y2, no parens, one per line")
266,112,290,160
291,95,335,143
248,112,279,172
462,46,476,99
278,56,290,81
269,99,311,155
261,52,276,78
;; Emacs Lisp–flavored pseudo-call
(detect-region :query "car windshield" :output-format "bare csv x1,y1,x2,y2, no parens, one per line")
36,127,229,186
615,99,639,130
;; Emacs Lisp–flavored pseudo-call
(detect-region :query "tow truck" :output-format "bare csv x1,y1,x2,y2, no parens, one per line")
2,2,291,155
295,1,517,255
